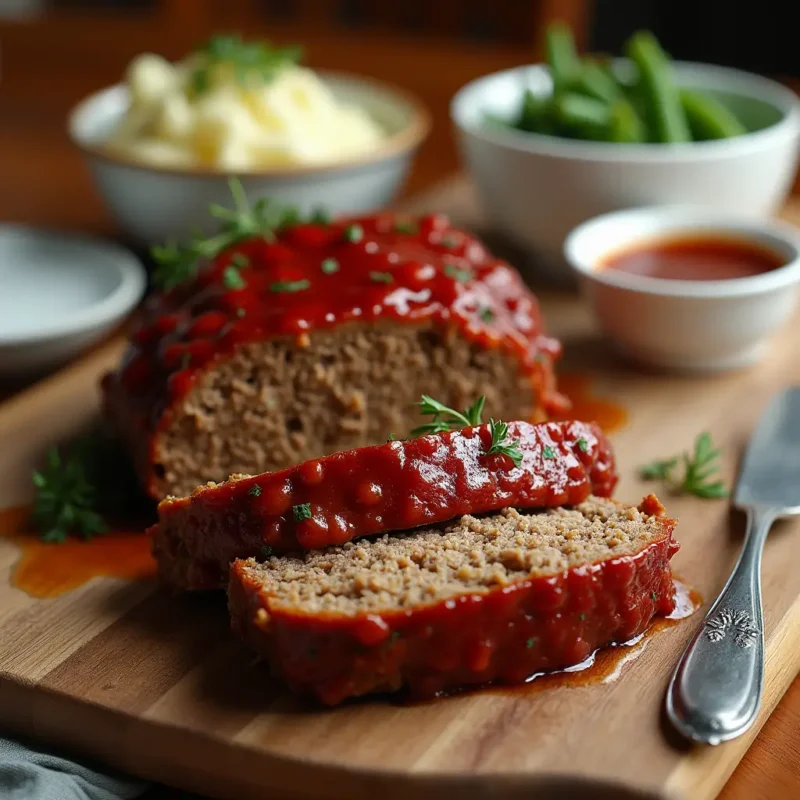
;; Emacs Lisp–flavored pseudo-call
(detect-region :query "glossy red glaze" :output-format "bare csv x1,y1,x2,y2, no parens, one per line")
152,419,618,590
228,498,678,705
103,213,564,498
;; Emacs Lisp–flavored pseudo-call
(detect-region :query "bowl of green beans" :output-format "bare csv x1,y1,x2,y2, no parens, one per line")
451,25,800,279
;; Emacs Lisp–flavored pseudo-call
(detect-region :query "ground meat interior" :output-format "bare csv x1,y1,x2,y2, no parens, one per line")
154,323,537,497
240,497,669,614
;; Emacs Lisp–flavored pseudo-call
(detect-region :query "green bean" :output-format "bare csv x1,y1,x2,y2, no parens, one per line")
554,93,611,139
625,30,691,143
681,89,748,140
546,22,580,93
517,89,550,132
574,61,619,104
608,98,647,142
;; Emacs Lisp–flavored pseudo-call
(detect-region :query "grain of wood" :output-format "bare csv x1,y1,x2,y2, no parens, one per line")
0,181,798,799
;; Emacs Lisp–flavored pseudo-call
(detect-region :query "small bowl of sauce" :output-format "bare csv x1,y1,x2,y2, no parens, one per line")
564,207,800,371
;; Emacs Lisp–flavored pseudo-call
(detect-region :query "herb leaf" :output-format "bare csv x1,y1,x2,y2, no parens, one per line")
270,279,310,294
369,271,393,284
30,433,143,543
639,457,678,480
444,263,472,283
638,432,729,499
151,178,300,291
190,34,302,97
321,258,339,274
485,419,524,467
410,394,522,467
293,502,312,522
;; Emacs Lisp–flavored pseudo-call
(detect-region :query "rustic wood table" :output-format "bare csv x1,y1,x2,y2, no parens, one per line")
0,14,797,799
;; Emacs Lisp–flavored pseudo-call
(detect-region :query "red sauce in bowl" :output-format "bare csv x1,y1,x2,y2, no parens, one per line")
600,236,786,281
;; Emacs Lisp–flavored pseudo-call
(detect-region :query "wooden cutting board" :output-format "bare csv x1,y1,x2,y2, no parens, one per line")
1,179,799,800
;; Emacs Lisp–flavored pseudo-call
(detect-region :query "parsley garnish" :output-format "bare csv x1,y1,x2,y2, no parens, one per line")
223,265,247,290
485,419,524,467
293,502,312,521
542,445,556,459
410,395,522,467
440,235,458,249
235,307,246,318
31,448,106,543
190,34,302,96
270,279,310,294
526,637,537,649
151,178,299,291
248,484,262,497
479,306,494,323
369,271,393,284
579,613,586,621
259,545,274,560
639,432,729,499
394,220,419,235
650,591,658,601
231,253,250,269
576,438,589,453
30,433,142,544
310,208,331,225
343,224,363,243
444,263,472,283
321,258,339,274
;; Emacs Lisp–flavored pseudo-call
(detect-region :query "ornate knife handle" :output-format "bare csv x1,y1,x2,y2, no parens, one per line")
666,507,775,745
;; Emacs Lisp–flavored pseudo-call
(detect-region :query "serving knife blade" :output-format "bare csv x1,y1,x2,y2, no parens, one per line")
666,387,800,745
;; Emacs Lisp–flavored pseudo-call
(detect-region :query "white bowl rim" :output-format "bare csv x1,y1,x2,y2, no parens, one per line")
563,206,800,298
451,60,800,164
68,69,431,179
0,224,146,345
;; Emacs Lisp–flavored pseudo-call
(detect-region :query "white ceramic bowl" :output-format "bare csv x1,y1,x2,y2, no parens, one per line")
563,206,800,371
452,61,800,280
68,72,430,245
0,225,146,376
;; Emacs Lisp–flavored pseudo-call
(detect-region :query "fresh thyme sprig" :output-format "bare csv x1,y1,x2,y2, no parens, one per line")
190,34,303,96
410,394,485,436
150,178,300,291
639,432,728,499
410,395,522,467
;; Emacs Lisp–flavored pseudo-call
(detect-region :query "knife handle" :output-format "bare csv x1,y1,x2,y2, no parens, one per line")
666,506,775,745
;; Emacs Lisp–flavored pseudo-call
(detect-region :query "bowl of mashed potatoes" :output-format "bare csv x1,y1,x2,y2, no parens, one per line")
68,36,430,243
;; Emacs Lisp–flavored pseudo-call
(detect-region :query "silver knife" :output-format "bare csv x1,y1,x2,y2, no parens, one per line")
666,387,800,745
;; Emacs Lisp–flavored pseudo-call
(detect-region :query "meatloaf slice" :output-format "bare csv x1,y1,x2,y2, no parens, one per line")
103,212,563,500
228,495,679,705
152,419,617,590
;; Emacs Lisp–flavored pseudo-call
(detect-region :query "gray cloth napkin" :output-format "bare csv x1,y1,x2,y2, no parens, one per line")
0,738,148,800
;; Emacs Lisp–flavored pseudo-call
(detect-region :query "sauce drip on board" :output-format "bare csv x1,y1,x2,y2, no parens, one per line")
480,578,701,696
0,506,155,599
600,235,786,281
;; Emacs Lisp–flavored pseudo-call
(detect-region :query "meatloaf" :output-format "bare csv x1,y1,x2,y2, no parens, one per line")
103,212,564,500
229,495,678,705
152,419,617,590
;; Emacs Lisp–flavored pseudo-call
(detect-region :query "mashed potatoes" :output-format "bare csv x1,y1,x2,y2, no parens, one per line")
104,40,385,170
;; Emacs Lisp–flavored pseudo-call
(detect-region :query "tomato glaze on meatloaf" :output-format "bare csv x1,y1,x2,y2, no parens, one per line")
228,495,679,705
151,419,617,590
102,212,565,499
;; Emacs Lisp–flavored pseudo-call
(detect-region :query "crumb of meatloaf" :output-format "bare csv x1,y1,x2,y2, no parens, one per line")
236,496,672,614
152,323,538,498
